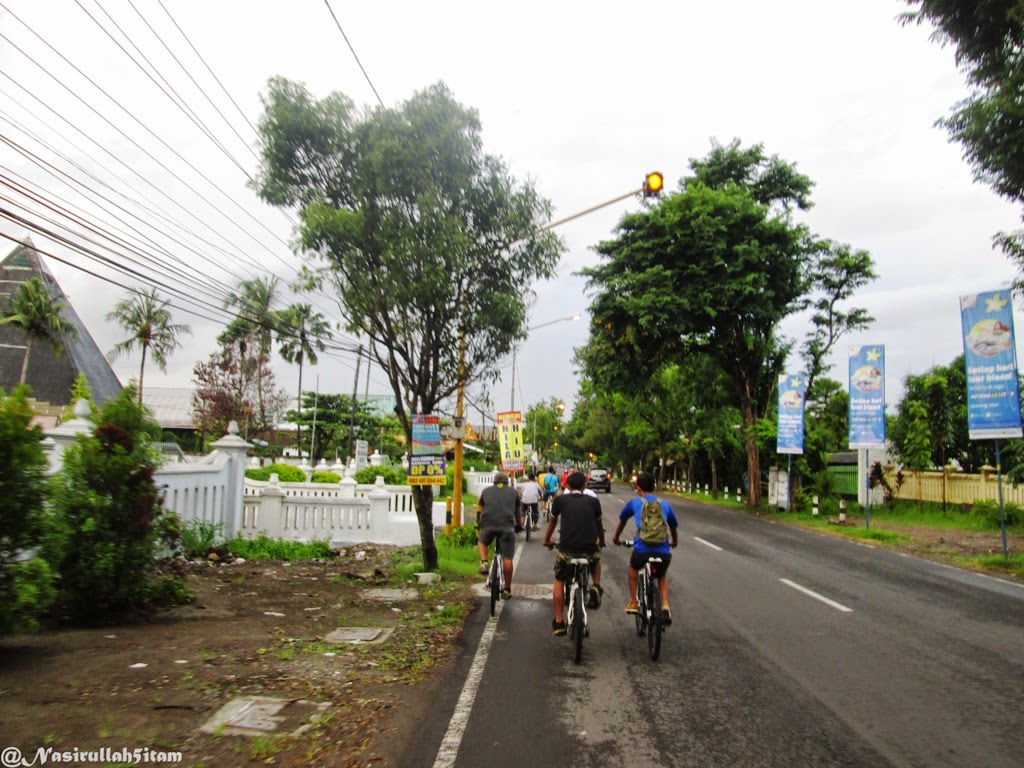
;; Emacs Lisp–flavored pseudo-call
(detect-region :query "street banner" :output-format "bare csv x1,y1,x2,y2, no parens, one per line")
960,291,1024,439
497,410,525,472
776,373,806,455
848,345,886,449
408,414,445,485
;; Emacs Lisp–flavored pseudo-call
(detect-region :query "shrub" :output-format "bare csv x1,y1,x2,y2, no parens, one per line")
225,533,334,560
971,499,1022,529
245,463,306,482
180,519,224,559
0,386,56,633
44,386,179,622
354,465,408,485
440,524,478,548
311,470,341,483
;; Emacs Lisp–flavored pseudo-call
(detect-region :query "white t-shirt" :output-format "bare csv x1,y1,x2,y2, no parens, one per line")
519,480,543,504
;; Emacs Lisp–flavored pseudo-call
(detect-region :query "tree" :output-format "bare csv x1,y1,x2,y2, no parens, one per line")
254,80,562,569
288,392,402,465
0,385,55,632
106,288,191,404
221,277,280,420
900,400,934,511
276,303,331,459
192,338,289,444
0,276,77,385
801,242,877,395
583,140,850,506
900,2,1024,284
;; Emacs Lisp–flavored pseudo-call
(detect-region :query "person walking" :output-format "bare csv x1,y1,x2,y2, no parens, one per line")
542,471,605,635
477,471,523,599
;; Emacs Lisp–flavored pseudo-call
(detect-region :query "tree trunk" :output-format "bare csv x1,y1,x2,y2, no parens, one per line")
19,339,32,384
412,485,439,571
711,456,719,499
138,344,148,404
739,396,761,507
296,355,304,459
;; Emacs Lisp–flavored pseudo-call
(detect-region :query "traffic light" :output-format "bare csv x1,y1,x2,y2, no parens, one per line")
643,171,664,198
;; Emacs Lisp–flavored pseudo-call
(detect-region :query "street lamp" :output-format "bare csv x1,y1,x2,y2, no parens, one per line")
510,313,581,410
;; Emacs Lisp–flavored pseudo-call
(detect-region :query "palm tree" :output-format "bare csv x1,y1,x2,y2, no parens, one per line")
276,303,331,459
106,288,191,404
0,276,77,384
220,277,279,422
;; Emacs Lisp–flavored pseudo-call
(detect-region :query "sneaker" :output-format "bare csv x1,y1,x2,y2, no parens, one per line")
501,589,512,600
551,620,566,636
478,560,489,575
662,606,672,626
587,585,602,609
625,599,639,614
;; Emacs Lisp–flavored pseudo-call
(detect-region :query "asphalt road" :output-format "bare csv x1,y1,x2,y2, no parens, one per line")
397,485,1024,768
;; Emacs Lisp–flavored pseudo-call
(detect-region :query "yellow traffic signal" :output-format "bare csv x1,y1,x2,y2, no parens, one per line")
643,171,664,198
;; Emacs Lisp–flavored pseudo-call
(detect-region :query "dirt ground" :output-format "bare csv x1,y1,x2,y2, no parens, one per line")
1,519,1021,768
0,545,476,768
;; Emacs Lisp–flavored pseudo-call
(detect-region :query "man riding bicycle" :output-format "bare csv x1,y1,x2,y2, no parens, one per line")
612,471,679,625
518,472,543,531
477,472,523,600
543,471,605,635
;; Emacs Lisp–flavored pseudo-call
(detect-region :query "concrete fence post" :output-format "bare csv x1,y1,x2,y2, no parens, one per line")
209,421,253,539
368,476,392,543
259,477,285,539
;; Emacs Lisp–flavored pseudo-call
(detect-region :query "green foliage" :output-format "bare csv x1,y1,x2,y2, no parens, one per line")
0,386,56,633
245,463,307,482
180,519,224,559
62,374,95,421
970,499,1022,529
354,465,408,485
437,462,467,498
0,277,77,384
440,523,479,548
225,533,334,560
310,470,341,483
44,386,171,621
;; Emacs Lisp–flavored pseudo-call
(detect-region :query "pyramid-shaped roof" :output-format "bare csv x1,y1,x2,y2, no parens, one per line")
0,238,122,406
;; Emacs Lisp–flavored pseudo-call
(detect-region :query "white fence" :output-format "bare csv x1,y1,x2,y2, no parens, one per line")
45,404,461,547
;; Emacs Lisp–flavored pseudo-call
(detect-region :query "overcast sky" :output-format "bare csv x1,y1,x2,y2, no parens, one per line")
1,0,1021,436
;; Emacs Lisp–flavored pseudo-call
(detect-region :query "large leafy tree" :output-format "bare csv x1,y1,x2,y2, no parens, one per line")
288,392,402,466
901,2,1024,283
106,288,191,404
0,276,77,385
254,79,562,569
584,141,826,505
275,302,331,460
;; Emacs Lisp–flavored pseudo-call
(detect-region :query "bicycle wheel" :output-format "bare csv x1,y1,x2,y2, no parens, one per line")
634,576,646,637
647,578,662,661
489,554,501,617
525,518,531,542
572,583,585,663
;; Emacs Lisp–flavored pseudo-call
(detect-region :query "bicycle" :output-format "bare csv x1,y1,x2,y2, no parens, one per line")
624,540,663,661
485,539,506,618
522,502,539,541
563,557,592,664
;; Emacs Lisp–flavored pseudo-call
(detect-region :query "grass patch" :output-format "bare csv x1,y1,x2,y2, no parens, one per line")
952,553,1024,579
225,533,334,560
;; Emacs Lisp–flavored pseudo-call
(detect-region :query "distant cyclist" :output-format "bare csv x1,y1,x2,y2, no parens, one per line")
543,471,605,635
519,472,543,531
541,465,560,513
612,471,679,625
477,472,523,599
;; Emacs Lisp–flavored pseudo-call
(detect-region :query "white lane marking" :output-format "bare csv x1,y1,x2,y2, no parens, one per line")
780,578,853,613
694,536,723,551
432,543,524,768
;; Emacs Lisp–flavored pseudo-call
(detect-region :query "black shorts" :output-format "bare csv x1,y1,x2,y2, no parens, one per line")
542,491,556,501
479,527,516,558
523,502,539,517
630,550,671,579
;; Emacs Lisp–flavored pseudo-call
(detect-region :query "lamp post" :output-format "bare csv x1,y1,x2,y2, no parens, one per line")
510,313,581,410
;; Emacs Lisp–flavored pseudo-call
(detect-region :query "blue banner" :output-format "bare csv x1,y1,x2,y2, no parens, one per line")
408,414,445,485
777,373,806,455
848,345,886,449
960,291,1023,440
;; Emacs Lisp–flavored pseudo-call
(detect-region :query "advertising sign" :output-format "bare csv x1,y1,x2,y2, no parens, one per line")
776,373,806,455
407,414,445,485
960,291,1024,440
848,345,886,449
497,411,525,472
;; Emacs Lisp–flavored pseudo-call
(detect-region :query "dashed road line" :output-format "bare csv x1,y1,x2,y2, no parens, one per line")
694,536,723,551
780,578,853,613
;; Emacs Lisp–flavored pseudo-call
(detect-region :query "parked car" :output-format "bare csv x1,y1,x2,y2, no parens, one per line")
587,467,611,493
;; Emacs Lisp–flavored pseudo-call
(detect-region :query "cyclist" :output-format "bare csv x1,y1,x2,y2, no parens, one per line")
519,472,543,531
542,471,605,635
611,471,679,626
477,471,523,600
540,465,559,516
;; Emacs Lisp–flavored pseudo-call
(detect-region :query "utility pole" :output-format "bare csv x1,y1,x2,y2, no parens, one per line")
452,332,466,527
348,344,362,459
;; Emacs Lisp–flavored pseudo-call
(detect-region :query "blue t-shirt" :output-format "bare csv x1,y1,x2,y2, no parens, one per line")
620,494,678,555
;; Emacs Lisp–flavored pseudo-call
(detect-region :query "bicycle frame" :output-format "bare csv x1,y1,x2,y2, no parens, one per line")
565,558,590,664
487,541,505,618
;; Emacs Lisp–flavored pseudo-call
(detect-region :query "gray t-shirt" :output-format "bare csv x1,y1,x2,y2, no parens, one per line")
478,484,520,530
